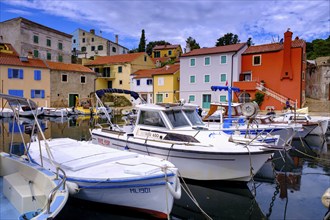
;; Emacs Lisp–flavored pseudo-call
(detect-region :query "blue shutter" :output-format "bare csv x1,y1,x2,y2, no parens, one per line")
8,68,13,78
41,90,45,98
31,90,35,98
19,69,23,79
38,71,42,80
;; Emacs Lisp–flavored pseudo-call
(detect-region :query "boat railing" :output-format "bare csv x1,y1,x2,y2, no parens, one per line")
46,166,67,214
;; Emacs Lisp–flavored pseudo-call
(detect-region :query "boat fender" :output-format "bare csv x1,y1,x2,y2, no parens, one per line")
322,188,330,208
66,181,79,195
166,175,181,200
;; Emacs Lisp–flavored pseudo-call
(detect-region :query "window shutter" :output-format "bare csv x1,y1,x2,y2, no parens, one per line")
31,90,35,98
8,68,13,78
41,90,45,98
19,69,23,79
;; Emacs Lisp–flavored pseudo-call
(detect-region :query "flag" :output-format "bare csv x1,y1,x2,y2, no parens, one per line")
225,80,228,86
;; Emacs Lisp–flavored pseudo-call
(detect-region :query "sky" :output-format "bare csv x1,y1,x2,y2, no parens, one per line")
0,0,329,50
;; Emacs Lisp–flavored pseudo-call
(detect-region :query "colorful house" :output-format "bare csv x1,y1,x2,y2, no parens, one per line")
152,64,180,103
180,43,247,108
234,30,306,110
131,69,154,104
152,44,182,59
85,53,155,100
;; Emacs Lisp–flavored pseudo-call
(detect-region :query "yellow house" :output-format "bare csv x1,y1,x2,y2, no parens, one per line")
152,45,183,59
0,43,51,107
153,64,180,103
85,53,155,92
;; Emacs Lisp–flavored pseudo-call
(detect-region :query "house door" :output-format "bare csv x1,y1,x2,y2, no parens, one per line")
69,94,79,107
202,94,211,109
108,81,112,89
156,94,163,103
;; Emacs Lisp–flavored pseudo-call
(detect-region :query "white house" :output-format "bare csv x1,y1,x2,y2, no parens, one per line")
180,43,247,109
131,69,155,104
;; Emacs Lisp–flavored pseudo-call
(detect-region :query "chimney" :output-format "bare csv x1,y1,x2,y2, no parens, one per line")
281,29,293,80
185,42,191,53
115,35,118,44
90,29,95,35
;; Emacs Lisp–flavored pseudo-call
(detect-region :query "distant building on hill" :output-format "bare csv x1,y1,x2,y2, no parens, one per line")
0,17,72,63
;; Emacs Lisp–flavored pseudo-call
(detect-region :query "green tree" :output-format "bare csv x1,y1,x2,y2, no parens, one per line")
138,29,146,52
306,36,330,59
146,40,171,56
253,92,265,106
215,33,240,46
186,36,200,50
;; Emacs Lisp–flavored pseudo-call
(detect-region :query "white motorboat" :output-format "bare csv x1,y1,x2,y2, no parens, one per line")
16,105,44,117
28,138,181,218
0,93,68,220
92,89,282,182
273,112,329,137
43,107,69,117
0,107,14,118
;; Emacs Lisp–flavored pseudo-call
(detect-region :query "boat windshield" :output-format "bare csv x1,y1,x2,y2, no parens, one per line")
183,109,205,126
138,110,166,127
165,109,190,128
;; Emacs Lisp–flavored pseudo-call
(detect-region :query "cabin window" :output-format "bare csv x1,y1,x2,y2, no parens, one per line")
183,109,204,126
165,110,190,128
138,110,166,127
253,55,261,66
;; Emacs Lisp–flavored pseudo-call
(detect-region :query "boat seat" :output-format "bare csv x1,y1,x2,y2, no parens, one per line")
3,172,45,213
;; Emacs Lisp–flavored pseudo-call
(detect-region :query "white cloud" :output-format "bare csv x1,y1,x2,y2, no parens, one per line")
2,0,329,49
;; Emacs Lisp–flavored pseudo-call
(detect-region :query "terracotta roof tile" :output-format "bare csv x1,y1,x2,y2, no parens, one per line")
243,39,305,55
85,52,146,65
153,44,181,50
151,57,171,64
0,53,47,68
46,61,94,73
132,69,155,79
181,43,247,57
132,64,180,79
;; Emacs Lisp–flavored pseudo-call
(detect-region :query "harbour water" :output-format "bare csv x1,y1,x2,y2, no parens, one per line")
1,115,329,220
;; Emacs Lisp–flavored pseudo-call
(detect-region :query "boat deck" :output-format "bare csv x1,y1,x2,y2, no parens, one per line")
0,176,20,219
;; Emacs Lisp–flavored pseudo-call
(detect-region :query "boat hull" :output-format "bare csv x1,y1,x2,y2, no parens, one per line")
92,130,274,181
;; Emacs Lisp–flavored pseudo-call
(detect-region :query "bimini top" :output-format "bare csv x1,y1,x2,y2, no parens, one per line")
0,93,37,108
95,88,140,100
211,86,240,92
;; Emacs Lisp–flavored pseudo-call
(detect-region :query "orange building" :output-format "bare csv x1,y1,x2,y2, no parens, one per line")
234,30,306,110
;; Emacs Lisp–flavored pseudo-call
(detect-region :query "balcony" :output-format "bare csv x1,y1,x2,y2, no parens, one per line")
233,80,258,91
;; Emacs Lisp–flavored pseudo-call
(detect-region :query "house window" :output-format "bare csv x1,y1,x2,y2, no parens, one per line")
58,55,63,62
34,70,41,80
190,75,196,83
33,35,39,44
168,50,172,56
144,56,147,62
91,38,94,42
8,90,23,97
81,76,86,84
147,79,152,85
158,77,164,86
91,46,95,51
202,94,211,109
31,90,45,98
154,51,160,58
81,47,86,52
33,50,39,58
82,38,85,43
204,75,210,83
220,55,227,64
165,93,169,98
103,67,110,77
46,39,51,47
156,94,163,103
189,95,195,102
220,95,226,102
137,79,140,86
112,47,116,53
73,39,76,43
62,74,68,82
238,92,251,103
47,53,51,60
190,58,196,67
118,66,122,73
253,55,261,66
58,42,63,50
119,80,123,85
98,45,103,50
8,68,23,79
204,57,210,66
82,32,85,36
220,73,227,82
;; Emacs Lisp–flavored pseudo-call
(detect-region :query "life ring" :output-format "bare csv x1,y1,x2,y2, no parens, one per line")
166,175,181,199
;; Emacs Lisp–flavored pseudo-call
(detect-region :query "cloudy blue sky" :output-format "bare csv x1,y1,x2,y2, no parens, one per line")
0,0,329,50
